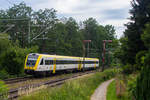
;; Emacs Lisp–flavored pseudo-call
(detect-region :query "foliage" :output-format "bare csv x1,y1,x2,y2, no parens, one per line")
141,23,150,48
114,37,129,65
135,50,147,70
1,2,32,47
0,34,11,55
134,50,150,100
0,70,9,79
0,34,38,76
127,74,138,100
122,64,133,74
0,80,8,100
135,67,150,100
120,0,150,65
19,68,119,100
0,46,38,75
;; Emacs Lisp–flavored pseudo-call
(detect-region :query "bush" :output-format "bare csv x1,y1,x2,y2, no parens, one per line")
0,46,38,75
0,70,9,80
0,80,8,100
134,50,150,100
141,23,150,49
0,34,11,55
127,74,138,100
0,34,39,77
135,50,147,70
122,64,133,74
135,66,150,100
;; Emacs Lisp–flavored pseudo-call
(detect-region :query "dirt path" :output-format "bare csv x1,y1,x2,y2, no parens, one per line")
91,79,114,100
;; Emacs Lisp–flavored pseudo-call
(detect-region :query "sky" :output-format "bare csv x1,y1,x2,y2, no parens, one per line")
0,0,132,38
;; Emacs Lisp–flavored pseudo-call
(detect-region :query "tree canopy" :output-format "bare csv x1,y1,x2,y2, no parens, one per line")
0,2,117,59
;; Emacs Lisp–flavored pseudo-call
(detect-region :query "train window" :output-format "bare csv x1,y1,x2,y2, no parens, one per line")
45,60,53,65
40,59,44,65
50,60,53,64
81,61,99,64
26,59,36,66
45,60,48,65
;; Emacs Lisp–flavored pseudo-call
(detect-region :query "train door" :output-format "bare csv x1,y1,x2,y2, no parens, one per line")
82,58,85,71
94,60,97,69
78,59,82,70
53,58,57,74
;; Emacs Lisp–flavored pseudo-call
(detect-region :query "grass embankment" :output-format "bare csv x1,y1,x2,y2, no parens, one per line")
0,81,8,100
106,73,137,100
19,68,120,100
107,80,129,100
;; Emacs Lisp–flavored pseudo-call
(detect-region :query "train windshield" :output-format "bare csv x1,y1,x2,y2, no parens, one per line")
26,55,39,67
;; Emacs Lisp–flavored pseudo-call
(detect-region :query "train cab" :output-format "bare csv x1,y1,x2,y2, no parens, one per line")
24,53,39,74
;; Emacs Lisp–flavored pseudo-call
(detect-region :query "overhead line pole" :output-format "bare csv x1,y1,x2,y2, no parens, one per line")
102,40,112,72
83,40,91,71
28,19,31,47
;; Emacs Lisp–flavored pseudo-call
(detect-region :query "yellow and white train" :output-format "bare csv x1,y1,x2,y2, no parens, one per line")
24,53,99,76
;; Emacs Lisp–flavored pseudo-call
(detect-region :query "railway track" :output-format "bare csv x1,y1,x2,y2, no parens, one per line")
3,70,99,100
3,76,33,84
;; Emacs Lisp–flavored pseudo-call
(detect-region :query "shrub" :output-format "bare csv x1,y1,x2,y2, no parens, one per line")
122,64,133,74
0,34,39,77
134,50,150,100
135,50,147,70
141,23,150,49
0,34,11,55
0,70,9,80
0,46,38,75
0,80,8,100
127,74,138,100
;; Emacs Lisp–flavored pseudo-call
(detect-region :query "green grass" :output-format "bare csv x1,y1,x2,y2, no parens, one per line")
19,68,120,100
106,80,129,100
107,80,118,100
0,80,8,100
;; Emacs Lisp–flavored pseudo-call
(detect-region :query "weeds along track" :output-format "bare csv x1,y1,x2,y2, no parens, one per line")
4,70,100,100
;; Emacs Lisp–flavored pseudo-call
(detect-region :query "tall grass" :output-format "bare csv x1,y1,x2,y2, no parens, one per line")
0,80,8,100
20,69,119,100
107,76,131,100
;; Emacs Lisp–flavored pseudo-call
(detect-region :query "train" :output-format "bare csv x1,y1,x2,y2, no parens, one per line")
24,53,99,76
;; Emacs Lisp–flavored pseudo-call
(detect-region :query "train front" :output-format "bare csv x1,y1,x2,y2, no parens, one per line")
24,53,39,75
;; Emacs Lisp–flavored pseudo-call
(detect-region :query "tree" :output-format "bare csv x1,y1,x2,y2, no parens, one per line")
0,2,33,47
114,37,130,65
141,23,150,48
31,8,57,53
64,17,83,56
104,25,116,40
82,18,117,67
123,0,150,64
0,34,11,55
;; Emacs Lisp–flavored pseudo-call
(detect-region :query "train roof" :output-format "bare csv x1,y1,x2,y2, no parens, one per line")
29,53,99,60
